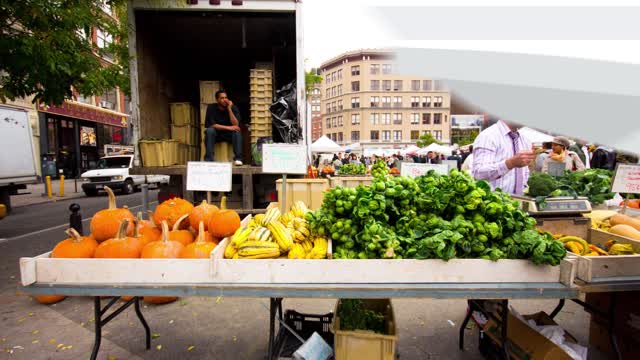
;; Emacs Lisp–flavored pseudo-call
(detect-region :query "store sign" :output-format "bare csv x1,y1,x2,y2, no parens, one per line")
262,144,307,174
400,162,448,178
38,100,127,127
80,126,96,146
611,163,640,194
186,161,232,192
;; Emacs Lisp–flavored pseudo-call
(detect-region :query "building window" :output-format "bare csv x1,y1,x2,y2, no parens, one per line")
351,97,360,108
422,80,432,91
411,130,420,140
332,72,336,82
313,88,320,95
326,118,331,129
326,104,331,114
423,96,431,107
422,113,431,124
434,96,443,108
370,96,380,108
382,64,392,74
434,113,442,124
393,96,402,107
382,113,391,125
382,130,391,142
351,113,360,125
423,130,431,135
337,85,343,96
351,65,360,76
393,80,403,91
333,87,337,97
382,80,391,91
96,28,112,49
370,64,380,75
337,100,343,111
337,69,343,80
411,80,420,91
99,88,117,110
332,102,336,113
411,113,420,125
370,130,380,142
382,96,391,108
370,80,380,91
393,113,402,125
351,131,360,141
351,81,360,92
332,117,337,127
338,132,343,142
338,116,343,126
411,96,420,108
326,89,330,98
434,130,442,141
370,113,380,125
394,130,402,141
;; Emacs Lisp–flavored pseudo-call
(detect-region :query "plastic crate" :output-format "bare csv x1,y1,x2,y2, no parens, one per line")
274,310,334,359
171,124,197,145
139,140,163,167
250,103,270,112
250,89,272,98
276,179,329,211
250,123,271,136
250,69,272,78
330,176,374,189
170,102,195,126
250,97,272,105
250,109,270,119
199,80,220,104
332,299,397,360
250,77,273,86
200,104,209,126
250,83,271,92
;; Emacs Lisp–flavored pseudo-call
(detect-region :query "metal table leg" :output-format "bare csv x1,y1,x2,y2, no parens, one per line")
549,299,565,319
500,299,510,360
607,293,622,360
459,300,473,350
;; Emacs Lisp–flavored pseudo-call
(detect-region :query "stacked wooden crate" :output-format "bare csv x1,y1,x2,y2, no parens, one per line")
199,80,221,161
169,102,196,165
249,69,273,144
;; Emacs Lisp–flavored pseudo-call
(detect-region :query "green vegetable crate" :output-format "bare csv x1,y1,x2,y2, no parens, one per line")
329,176,374,189
332,299,397,360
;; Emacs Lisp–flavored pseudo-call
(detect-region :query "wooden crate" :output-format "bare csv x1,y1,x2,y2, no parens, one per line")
276,178,329,211
573,228,640,282
535,216,591,240
170,102,195,126
330,176,374,189
200,80,221,104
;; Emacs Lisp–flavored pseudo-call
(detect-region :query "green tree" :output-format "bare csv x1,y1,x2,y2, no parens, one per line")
416,132,442,148
0,0,130,105
305,69,322,95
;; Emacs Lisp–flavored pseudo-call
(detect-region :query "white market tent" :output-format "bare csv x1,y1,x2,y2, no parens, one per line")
401,145,420,155
417,143,453,156
310,135,344,153
344,142,362,152
518,127,554,145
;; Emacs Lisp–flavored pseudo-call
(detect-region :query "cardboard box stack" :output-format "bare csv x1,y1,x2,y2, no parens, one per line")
199,80,221,161
249,69,273,144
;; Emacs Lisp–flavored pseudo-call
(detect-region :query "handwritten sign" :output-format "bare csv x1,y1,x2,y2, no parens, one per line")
611,163,640,194
262,144,307,174
400,162,449,178
186,161,232,192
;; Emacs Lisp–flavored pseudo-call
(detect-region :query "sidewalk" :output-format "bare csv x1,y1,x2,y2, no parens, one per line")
11,179,85,208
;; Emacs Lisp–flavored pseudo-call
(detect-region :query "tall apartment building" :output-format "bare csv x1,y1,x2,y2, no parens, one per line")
320,50,451,150
309,82,322,141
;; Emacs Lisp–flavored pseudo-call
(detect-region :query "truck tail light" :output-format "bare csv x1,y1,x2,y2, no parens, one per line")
232,0,243,5
209,0,220,4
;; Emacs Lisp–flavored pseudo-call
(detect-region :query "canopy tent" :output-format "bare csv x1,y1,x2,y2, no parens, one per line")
344,142,362,153
519,127,554,145
416,143,453,156
310,135,344,153
401,145,420,155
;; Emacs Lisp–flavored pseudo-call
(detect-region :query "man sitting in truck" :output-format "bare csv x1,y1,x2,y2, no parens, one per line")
204,90,243,165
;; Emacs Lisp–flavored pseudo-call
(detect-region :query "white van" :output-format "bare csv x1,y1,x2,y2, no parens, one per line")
80,155,169,196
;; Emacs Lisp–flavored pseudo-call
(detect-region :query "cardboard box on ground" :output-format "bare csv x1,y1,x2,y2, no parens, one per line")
586,291,640,359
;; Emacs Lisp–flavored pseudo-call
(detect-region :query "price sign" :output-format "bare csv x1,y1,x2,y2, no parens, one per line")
262,144,307,174
611,163,640,194
400,162,448,178
186,161,232,192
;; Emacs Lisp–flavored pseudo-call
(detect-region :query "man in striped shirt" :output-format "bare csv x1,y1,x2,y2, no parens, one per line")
472,119,535,195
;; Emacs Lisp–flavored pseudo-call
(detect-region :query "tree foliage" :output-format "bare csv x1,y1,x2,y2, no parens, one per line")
0,0,130,105
416,132,442,148
305,69,322,95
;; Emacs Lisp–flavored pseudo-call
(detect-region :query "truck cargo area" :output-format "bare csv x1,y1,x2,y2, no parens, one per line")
134,9,297,139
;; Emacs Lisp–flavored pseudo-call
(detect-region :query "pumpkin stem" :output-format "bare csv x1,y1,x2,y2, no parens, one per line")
104,186,116,209
173,213,189,231
116,219,129,239
132,215,140,238
198,221,205,243
65,228,83,243
161,220,170,243
220,196,227,210
147,210,158,227
201,200,208,206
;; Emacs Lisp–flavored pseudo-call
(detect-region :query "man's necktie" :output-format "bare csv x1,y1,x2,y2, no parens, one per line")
508,131,523,194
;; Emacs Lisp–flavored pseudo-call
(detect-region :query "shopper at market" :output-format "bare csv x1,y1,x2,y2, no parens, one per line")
447,150,462,170
534,141,552,172
541,136,585,173
204,90,243,165
426,151,440,164
472,118,535,195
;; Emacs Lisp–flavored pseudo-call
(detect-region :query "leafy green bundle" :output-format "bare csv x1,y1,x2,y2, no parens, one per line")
526,169,615,205
337,299,386,334
338,163,366,175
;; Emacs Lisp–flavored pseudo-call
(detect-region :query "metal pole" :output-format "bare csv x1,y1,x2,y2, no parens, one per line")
207,191,212,204
622,193,630,215
281,174,287,213
74,176,78,193
141,184,149,215
46,176,53,198
69,203,83,234
58,175,65,197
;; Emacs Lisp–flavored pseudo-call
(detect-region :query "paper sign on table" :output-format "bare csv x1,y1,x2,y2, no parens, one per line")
262,144,307,174
611,163,640,194
186,161,232,192
400,162,448,178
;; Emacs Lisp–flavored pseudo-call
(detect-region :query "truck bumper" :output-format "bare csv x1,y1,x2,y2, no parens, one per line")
82,181,127,192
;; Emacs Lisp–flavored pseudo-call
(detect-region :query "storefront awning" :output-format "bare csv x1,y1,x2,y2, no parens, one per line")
38,100,128,127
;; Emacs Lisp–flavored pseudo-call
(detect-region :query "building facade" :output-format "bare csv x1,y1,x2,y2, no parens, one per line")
309,82,322,141
320,50,451,151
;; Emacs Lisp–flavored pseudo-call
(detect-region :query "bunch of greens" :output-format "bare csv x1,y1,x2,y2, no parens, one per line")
338,163,366,175
307,169,566,265
370,159,389,178
526,169,615,205
337,299,386,334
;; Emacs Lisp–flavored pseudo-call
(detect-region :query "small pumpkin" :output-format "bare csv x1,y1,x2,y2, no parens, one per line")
168,214,195,246
34,295,66,304
154,197,194,230
135,211,162,245
142,221,184,304
189,200,219,231
52,228,99,258
180,221,218,259
94,219,144,258
90,186,135,242
208,196,240,239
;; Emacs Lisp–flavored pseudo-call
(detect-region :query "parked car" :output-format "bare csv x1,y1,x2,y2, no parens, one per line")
81,155,169,196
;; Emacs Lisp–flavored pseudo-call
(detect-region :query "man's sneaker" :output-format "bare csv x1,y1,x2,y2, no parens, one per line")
234,160,243,166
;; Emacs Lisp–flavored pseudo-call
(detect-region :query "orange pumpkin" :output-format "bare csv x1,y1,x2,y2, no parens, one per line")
52,228,98,258
34,295,66,304
208,196,240,239
189,200,219,231
94,219,144,258
135,211,162,245
180,221,218,259
168,214,195,246
154,197,194,230
142,221,184,304
90,186,135,242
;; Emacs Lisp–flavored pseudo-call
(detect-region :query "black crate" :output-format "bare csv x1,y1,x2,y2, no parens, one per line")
273,310,334,359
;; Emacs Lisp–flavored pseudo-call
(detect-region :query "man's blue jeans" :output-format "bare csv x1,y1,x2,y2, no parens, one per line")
204,127,243,161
